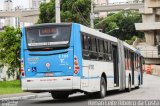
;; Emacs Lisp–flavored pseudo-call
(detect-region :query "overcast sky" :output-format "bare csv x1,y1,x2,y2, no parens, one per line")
0,0,126,10
0,0,29,10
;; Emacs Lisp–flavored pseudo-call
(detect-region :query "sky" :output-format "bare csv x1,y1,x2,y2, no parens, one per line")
0,0,29,10
0,0,127,10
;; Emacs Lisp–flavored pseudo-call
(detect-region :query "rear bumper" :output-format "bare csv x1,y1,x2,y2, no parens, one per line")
21,76,80,91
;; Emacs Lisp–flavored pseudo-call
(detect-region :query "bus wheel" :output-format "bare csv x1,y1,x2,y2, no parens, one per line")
126,76,131,92
51,92,69,100
97,77,106,98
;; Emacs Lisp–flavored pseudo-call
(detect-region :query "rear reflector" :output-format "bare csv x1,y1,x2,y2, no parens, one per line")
21,72,25,77
74,55,80,75
74,70,78,74
20,69,25,77
74,61,78,65
75,66,80,70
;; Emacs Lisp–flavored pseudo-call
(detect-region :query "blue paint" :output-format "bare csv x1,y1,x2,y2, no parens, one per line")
21,23,83,78
72,23,82,77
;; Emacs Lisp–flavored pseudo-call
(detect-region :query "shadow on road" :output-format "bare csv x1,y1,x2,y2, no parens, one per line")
31,88,139,105
32,94,94,104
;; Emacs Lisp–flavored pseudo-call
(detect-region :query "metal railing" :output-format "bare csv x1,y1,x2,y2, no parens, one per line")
140,50,159,58
94,1,144,6
0,8,38,12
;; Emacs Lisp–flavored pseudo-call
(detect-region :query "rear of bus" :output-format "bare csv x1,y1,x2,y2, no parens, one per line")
20,23,82,97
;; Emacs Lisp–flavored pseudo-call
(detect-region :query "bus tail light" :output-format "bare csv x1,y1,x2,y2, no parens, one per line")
74,56,80,75
20,61,25,77
20,69,25,77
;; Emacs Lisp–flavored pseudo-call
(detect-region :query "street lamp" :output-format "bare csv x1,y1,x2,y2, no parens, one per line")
90,0,94,28
55,0,61,23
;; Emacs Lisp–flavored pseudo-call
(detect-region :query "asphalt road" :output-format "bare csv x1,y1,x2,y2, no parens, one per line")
2,74,160,106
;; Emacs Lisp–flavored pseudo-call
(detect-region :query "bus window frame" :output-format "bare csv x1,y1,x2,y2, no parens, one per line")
25,24,72,50
81,32,113,62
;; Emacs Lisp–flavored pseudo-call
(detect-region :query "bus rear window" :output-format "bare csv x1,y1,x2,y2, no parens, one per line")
26,25,71,49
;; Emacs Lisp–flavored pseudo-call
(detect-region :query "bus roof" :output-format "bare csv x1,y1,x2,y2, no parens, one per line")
23,22,141,55
79,23,118,43
123,41,141,55
24,23,72,29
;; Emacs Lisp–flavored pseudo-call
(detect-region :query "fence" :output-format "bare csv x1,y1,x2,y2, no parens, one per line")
140,50,159,58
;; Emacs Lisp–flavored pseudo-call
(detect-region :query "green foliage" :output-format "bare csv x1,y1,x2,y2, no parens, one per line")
38,1,55,23
38,0,91,26
0,80,22,94
125,36,137,45
95,11,144,42
0,27,21,77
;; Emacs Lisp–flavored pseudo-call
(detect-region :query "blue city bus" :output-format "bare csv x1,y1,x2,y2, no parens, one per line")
20,23,143,99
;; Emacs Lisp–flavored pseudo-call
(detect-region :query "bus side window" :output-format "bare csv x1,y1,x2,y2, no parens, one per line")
81,34,90,60
136,54,138,69
97,39,100,53
90,37,98,60
138,55,140,68
88,36,92,51
99,40,104,53
124,49,128,70
108,42,112,61
104,41,109,61
98,39,104,61
134,53,136,70
137,54,139,68
128,50,131,70
104,41,108,53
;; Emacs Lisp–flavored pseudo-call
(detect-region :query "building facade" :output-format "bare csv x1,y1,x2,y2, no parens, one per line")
4,0,13,26
135,0,160,46
94,0,108,17
29,0,50,9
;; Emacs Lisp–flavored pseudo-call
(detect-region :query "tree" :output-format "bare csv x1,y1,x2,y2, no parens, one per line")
0,27,21,78
95,11,144,42
38,0,91,26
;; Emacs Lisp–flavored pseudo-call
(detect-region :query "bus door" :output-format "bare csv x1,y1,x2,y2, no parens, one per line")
112,44,119,87
131,52,134,85
140,56,143,84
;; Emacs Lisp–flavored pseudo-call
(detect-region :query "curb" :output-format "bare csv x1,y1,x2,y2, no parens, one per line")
0,93,51,102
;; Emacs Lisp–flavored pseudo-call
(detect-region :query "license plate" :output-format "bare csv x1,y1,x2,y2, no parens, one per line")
45,72,53,77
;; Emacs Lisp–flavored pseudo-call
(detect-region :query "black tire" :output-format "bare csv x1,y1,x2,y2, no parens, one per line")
135,85,139,89
96,77,107,98
51,92,69,100
126,76,131,92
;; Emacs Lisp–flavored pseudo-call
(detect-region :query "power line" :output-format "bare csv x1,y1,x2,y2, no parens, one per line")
66,0,90,26
73,3,90,26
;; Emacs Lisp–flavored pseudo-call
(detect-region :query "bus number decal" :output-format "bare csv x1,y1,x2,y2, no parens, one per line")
58,54,69,65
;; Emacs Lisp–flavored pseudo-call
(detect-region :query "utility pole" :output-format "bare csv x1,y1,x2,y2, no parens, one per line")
90,0,94,28
55,0,61,23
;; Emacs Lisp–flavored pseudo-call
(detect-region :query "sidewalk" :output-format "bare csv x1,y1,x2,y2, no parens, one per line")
0,92,51,100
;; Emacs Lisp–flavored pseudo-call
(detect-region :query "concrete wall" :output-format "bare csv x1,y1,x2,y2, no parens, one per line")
4,0,13,27
29,0,41,9
144,65,160,76
145,31,155,45
94,0,108,18
145,58,160,65
0,66,18,81
135,0,160,46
